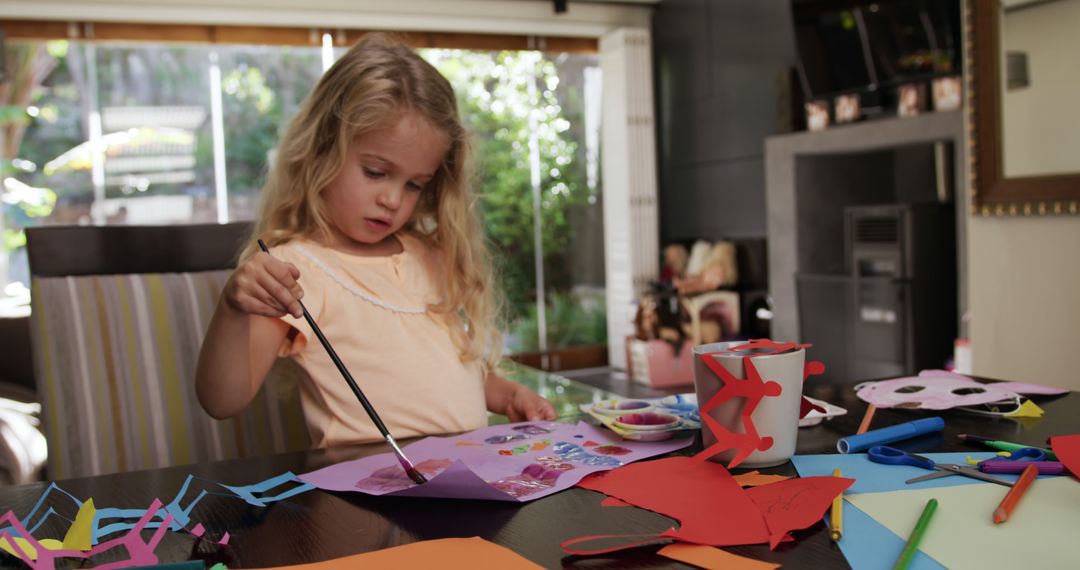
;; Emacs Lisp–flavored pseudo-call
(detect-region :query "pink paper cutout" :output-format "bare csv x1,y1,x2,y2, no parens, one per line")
1,498,173,569
573,456,771,549
855,370,1068,410
694,356,779,468
1050,435,1080,479
744,476,853,549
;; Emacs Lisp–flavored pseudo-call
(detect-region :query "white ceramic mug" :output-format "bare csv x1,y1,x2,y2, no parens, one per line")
691,340,805,468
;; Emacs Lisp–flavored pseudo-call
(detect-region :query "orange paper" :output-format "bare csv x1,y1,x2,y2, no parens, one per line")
263,537,541,569
732,471,791,487
657,543,780,570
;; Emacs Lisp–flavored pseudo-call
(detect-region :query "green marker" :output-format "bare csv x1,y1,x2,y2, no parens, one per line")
893,498,938,570
957,434,1058,460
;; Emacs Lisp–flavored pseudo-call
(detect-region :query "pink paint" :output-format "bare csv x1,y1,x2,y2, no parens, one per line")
592,445,632,456
615,412,679,427
355,459,453,492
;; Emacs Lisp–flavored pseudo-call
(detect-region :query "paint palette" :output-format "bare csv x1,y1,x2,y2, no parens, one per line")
582,395,700,441
590,399,655,417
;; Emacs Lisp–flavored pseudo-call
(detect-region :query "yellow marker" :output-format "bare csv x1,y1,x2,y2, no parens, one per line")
830,468,844,541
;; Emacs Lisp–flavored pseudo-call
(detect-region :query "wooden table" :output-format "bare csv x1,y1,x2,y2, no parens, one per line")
0,369,1074,569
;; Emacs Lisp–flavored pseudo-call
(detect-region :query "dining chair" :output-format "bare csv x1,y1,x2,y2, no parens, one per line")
26,223,309,479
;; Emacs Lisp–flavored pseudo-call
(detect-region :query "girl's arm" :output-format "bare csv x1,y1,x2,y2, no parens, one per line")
195,252,305,419
484,372,557,422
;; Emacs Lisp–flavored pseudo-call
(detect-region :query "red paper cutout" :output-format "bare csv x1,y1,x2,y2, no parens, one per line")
694,356,779,468
798,361,827,419
567,457,850,555
600,497,633,508
727,338,813,355
694,413,774,468
572,456,770,550
1050,434,1080,479
745,476,853,549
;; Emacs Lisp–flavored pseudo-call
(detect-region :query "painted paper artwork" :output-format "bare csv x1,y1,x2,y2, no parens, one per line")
300,421,692,502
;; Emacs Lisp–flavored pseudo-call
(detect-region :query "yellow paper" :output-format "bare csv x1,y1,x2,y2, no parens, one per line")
1005,399,1044,418
0,536,41,559
0,499,96,560
847,476,1080,568
62,498,95,551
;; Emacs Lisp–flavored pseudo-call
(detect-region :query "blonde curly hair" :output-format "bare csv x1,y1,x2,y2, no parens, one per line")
245,32,502,369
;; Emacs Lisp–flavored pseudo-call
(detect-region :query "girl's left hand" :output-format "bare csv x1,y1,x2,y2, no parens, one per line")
505,386,557,422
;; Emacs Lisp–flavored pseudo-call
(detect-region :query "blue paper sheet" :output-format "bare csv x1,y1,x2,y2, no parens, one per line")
794,452,1055,570
826,499,946,570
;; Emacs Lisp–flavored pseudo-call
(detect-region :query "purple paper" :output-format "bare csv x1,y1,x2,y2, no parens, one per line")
300,421,692,501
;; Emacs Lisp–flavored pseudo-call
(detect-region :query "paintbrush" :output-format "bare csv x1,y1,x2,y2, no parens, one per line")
258,239,427,485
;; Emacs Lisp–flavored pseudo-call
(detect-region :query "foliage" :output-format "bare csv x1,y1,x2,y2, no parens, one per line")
510,291,607,352
425,50,594,322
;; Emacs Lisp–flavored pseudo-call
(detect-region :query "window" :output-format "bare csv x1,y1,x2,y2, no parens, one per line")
2,35,605,358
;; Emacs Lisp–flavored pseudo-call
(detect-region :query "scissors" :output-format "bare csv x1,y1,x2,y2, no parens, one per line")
867,446,1014,487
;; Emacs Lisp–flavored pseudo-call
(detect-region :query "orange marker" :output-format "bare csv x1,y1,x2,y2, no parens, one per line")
856,404,877,435
993,463,1038,524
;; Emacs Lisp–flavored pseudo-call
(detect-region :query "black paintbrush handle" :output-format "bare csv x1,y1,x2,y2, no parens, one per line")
257,240,391,438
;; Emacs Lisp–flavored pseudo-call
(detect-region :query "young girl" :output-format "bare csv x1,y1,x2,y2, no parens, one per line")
195,33,556,448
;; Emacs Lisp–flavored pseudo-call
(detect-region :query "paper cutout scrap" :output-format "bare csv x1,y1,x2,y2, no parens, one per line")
61,498,94,551
301,421,690,502
744,475,853,549
854,369,1067,411
258,537,542,569
1049,434,1080,477
731,471,791,487
0,471,310,567
1,498,174,569
657,543,780,570
1005,399,1045,418
600,497,633,507
567,455,846,554
847,476,1080,569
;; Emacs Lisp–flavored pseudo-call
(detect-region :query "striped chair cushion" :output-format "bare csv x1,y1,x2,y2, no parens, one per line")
29,270,309,479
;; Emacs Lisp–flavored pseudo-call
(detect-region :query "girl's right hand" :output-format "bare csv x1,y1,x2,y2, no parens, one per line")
223,252,305,318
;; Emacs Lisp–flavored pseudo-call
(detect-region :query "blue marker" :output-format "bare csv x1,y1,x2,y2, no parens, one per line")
836,417,945,454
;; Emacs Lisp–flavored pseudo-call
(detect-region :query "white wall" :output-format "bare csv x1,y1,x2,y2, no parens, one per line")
1000,0,1080,177
0,0,651,38
968,215,1080,389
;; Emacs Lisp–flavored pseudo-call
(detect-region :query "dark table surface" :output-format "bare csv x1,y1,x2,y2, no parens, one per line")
0,367,1075,569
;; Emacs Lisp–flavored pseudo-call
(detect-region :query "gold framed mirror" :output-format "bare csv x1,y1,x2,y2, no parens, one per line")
969,0,1080,216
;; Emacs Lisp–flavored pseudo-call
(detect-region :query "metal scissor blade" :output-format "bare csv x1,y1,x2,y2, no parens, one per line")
905,469,958,484
907,464,1014,487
